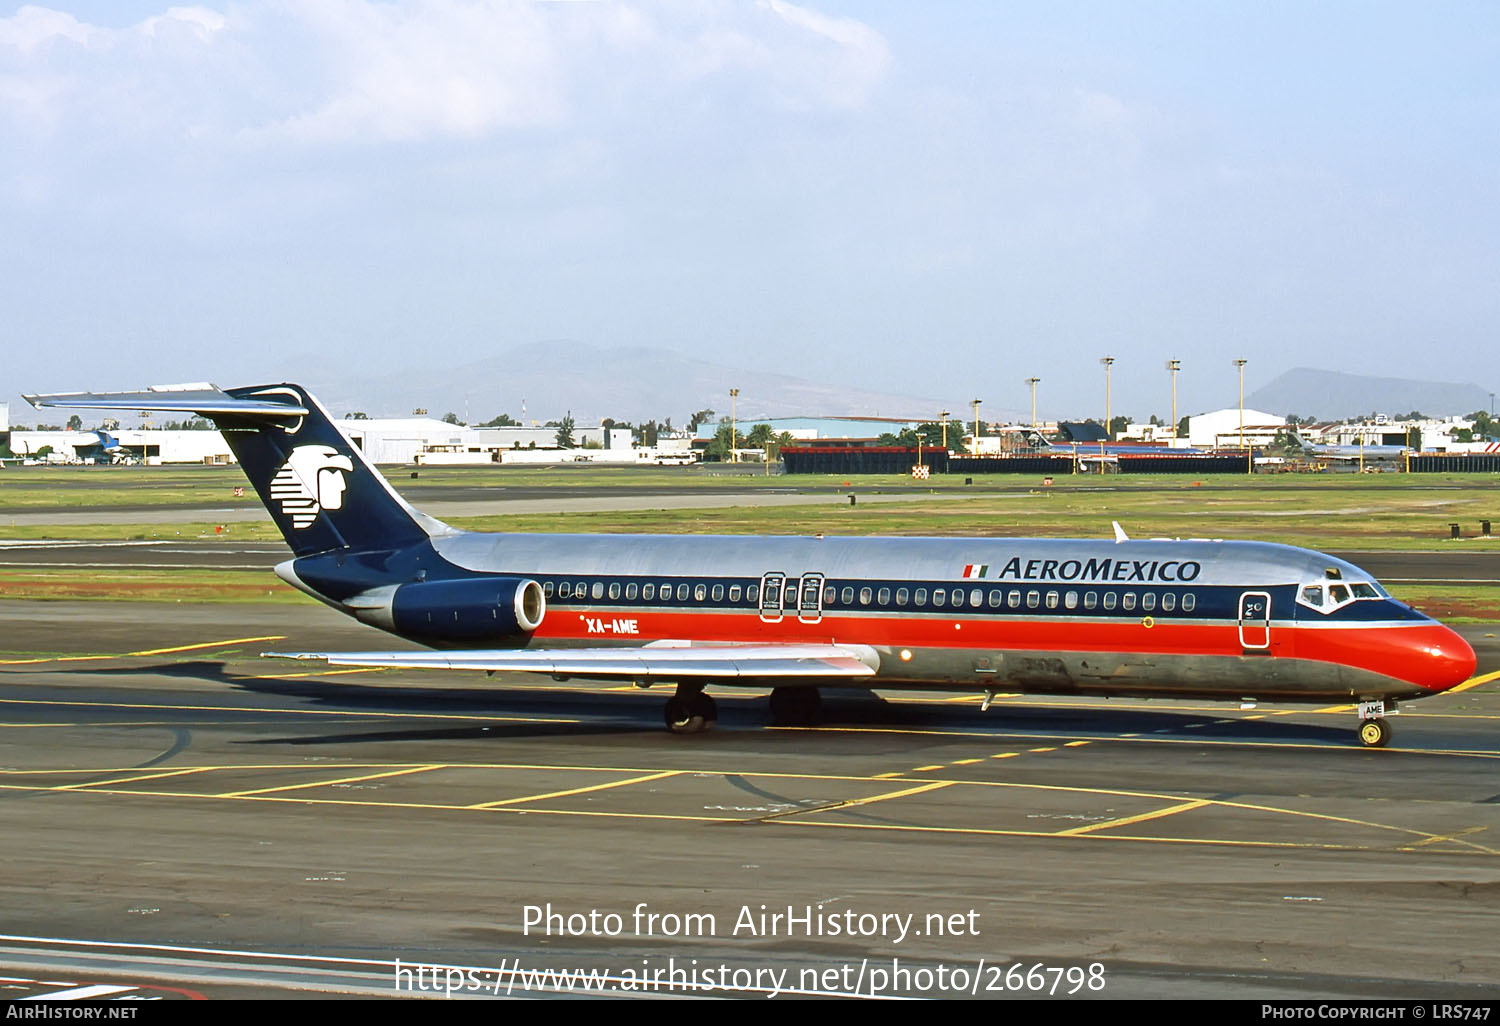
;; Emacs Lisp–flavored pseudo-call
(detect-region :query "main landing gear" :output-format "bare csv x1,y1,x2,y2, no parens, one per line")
768,686,822,727
663,683,717,735
1356,700,1394,748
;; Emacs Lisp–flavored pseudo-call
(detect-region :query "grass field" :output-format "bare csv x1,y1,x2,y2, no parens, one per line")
2,464,1498,617
2,464,1497,550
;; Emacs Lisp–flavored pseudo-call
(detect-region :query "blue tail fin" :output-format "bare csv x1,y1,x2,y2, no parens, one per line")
25,382,449,557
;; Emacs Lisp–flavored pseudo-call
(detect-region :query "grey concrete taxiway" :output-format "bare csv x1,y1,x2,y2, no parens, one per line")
2,599,1498,1000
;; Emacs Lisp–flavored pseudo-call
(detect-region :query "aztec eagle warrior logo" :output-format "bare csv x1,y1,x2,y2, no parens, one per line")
268,445,354,529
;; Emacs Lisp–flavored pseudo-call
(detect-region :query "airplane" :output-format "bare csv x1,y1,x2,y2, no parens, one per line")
26,382,1477,748
1020,429,1207,458
1279,428,1409,462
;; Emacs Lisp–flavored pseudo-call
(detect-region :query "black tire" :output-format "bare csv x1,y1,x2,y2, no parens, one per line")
769,687,822,727
1358,719,1391,748
664,696,706,734
695,693,718,732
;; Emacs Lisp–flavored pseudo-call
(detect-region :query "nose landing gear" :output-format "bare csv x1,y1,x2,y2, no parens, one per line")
1356,700,1394,748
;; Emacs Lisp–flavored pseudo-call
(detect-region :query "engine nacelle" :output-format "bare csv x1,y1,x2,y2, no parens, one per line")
389,576,546,644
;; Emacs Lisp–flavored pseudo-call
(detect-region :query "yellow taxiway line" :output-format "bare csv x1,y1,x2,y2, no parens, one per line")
466,770,683,810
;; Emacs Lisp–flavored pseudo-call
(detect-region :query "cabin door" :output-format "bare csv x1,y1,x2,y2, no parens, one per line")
1238,591,1271,651
797,573,825,624
759,572,786,624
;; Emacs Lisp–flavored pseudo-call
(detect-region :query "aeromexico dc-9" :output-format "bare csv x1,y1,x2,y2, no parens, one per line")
27,383,1477,747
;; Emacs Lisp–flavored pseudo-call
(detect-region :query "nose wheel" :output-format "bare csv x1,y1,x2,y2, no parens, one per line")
1357,718,1391,748
1356,699,1393,748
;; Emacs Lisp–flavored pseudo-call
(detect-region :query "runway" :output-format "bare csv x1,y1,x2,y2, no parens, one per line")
2,600,1498,999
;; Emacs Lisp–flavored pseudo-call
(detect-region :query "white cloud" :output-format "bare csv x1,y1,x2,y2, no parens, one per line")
0,5,96,51
0,0,892,149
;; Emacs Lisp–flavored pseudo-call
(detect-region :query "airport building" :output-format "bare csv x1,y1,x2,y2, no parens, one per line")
7,428,234,464
1184,408,1286,449
340,418,636,464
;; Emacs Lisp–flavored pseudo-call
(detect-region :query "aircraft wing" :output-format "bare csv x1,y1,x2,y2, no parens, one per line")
263,642,880,680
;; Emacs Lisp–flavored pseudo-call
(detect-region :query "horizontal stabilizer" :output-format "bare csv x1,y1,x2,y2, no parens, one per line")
264,643,881,680
24,386,307,418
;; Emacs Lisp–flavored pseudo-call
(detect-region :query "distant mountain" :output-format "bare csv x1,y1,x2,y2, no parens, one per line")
1245,368,1492,421
307,341,1023,425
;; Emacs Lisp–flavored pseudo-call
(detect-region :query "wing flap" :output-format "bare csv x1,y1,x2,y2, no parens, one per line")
264,643,879,679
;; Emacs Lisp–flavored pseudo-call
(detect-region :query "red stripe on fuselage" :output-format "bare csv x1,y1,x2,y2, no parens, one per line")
532,609,1473,691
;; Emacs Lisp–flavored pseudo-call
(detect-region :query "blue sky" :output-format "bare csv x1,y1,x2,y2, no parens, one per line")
2,1,1496,422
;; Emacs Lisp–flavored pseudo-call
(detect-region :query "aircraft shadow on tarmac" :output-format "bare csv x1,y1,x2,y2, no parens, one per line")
71,660,1355,747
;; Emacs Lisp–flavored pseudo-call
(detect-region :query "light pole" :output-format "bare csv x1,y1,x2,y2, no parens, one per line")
1166,359,1180,441
1100,357,1115,439
729,388,739,463
1026,377,1041,432
971,398,983,450
939,410,950,451
1233,358,1248,473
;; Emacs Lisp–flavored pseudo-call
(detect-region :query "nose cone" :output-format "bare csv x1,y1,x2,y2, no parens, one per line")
1414,625,1478,693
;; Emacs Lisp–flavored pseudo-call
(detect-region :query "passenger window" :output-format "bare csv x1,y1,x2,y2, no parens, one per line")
693,583,706,602
914,588,928,606
1083,591,1097,610
988,589,1002,608
728,584,741,602
1141,593,1156,611
642,583,655,601
1161,593,1175,612
1007,590,1021,609
1182,593,1195,612
747,585,759,604
543,581,555,597
969,588,982,608
933,588,946,606
660,582,672,601
557,582,571,599
859,587,873,605
626,583,638,600
592,581,604,600
1103,592,1117,610
841,587,855,605
877,587,891,605
896,588,909,607
1045,591,1058,609
1026,590,1039,609
608,582,621,600
677,583,691,602
1064,591,1078,610
824,586,837,605
1122,593,1137,611
712,584,724,602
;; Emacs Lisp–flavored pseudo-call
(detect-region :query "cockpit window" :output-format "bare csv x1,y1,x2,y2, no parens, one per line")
1299,578,1384,612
